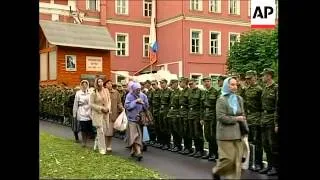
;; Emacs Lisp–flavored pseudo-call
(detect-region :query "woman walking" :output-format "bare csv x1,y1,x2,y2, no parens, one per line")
73,80,92,147
90,78,112,154
212,77,248,180
68,86,81,142
124,82,149,161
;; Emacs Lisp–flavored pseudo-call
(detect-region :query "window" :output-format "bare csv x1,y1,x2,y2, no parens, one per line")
49,51,57,80
190,29,203,54
51,14,59,21
229,0,240,15
209,0,221,13
40,53,48,81
86,0,100,11
144,0,152,17
190,73,203,85
229,33,240,50
116,75,126,84
143,35,150,57
209,31,221,55
40,50,57,81
190,0,203,11
116,0,128,15
116,33,129,56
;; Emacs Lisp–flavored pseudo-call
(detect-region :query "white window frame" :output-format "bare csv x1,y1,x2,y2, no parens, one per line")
116,33,129,57
209,0,221,13
115,0,129,15
190,73,203,85
86,0,101,12
228,32,241,50
190,29,203,54
190,0,203,11
143,35,150,58
209,31,221,55
115,74,126,84
143,0,152,17
228,0,240,15
276,0,278,19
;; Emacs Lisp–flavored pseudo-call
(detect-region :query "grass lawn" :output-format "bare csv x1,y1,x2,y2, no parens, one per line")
40,132,163,179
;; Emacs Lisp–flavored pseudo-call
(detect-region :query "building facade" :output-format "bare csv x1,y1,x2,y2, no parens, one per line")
39,0,278,85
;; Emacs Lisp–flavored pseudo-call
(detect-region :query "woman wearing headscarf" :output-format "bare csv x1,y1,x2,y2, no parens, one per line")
90,78,112,154
73,80,92,147
125,82,149,161
212,77,248,180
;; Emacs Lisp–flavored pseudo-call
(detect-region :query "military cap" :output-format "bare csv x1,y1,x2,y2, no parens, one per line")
179,77,189,82
218,75,227,81
145,80,151,84
261,68,275,76
202,76,211,81
189,78,198,84
160,79,168,84
245,70,257,79
170,79,179,84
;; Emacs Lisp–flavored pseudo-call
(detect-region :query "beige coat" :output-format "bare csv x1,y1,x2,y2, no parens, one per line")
89,88,111,127
109,89,124,122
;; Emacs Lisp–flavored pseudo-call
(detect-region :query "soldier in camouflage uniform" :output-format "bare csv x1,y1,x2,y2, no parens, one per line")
188,79,205,158
200,77,219,161
151,80,162,148
167,79,182,152
271,87,279,176
178,77,193,155
144,80,156,145
159,79,172,150
243,70,264,171
259,68,278,176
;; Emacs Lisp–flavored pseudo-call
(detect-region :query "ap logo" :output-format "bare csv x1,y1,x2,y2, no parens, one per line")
251,0,276,28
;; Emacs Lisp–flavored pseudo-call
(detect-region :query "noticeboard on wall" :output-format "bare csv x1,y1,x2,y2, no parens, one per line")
86,56,103,72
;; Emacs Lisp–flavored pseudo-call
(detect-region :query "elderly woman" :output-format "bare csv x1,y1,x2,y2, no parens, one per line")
212,77,248,180
90,78,112,154
73,80,91,147
125,82,149,161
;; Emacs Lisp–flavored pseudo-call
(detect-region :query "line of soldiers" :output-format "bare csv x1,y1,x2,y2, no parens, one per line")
139,68,278,176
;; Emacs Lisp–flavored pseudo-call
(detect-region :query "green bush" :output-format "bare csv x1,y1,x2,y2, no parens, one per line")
227,28,278,79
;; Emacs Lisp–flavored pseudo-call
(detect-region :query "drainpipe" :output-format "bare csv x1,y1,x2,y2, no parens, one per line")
100,0,106,26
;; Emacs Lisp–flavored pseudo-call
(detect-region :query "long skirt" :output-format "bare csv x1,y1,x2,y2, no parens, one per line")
71,117,80,133
213,140,244,179
127,121,143,148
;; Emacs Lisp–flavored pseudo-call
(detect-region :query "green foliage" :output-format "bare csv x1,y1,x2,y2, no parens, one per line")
227,28,278,78
40,132,163,179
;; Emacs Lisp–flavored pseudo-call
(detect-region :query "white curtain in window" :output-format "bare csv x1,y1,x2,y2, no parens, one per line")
49,51,57,80
40,53,48,81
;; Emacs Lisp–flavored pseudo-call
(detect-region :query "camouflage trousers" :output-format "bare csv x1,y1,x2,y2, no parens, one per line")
204,120,218,156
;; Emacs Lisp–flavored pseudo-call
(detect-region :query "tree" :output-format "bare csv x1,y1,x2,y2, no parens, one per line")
227,28,278,79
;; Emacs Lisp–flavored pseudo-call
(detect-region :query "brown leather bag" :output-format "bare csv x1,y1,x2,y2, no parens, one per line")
137,110,153,126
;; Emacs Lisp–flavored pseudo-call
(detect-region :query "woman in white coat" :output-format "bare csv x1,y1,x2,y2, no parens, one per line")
73,80,92,147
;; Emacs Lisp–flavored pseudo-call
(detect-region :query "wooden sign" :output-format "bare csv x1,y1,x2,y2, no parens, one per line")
86,56,103,72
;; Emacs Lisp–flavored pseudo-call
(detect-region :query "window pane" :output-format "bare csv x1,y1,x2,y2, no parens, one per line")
49,51,57,80
122,43,125,49
40,53,48,81
122,50,125,55
192,32,199,38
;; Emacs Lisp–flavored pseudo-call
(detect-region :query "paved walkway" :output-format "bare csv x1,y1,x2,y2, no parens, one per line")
40,120,277,179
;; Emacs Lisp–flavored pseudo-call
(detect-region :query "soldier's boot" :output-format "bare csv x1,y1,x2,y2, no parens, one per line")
194,139,204,158
253,164,263,172
74,132,80,143
161,144,169,150
188,150,197,157
259,166,271,174
201,151,209,159
208,154,216,161
183,148,192,155
267,167,278,176
178,148,185,154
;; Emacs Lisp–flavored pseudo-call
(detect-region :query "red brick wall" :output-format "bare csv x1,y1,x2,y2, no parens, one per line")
40,0,50,3
56,46,111,87
54,0,68,5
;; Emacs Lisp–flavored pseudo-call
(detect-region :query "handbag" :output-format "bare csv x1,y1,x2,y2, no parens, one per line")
137,110,153,126
114,111,128,131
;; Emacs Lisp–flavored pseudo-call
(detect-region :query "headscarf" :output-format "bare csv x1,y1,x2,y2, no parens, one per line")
221,77,238,115
131,82,141,92
80,80,89,92
127,81,135,93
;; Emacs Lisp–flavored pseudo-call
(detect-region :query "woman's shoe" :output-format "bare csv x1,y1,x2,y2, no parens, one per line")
136,154,143,161
99,150,106,155
106,148,112,153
